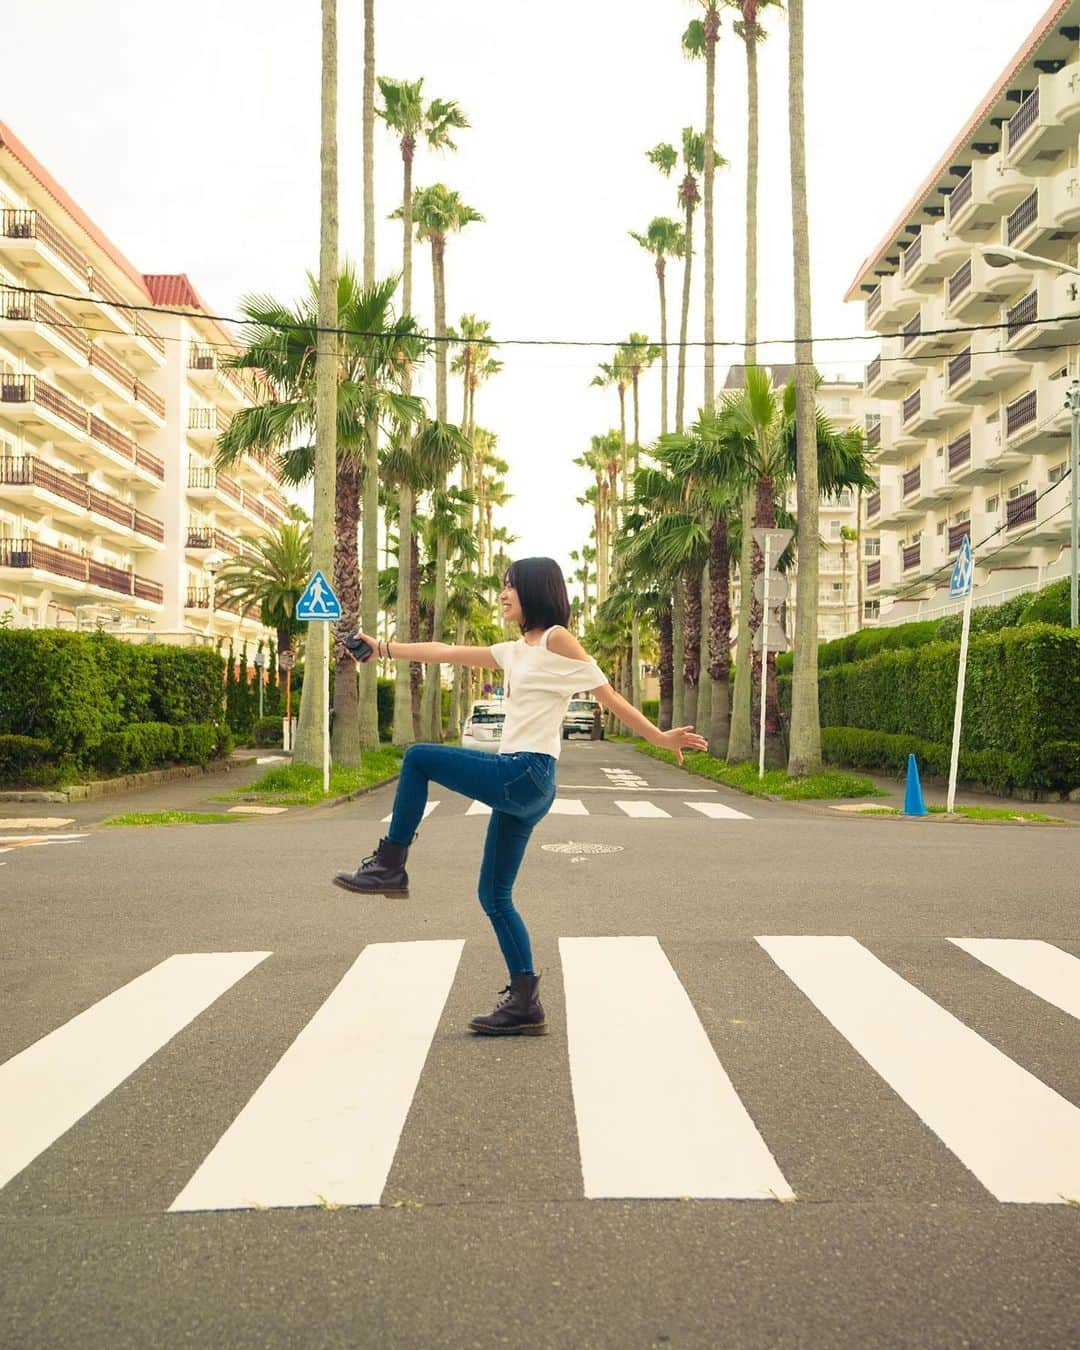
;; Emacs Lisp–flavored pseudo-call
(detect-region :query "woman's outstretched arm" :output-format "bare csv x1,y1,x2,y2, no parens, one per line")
345,630,497,670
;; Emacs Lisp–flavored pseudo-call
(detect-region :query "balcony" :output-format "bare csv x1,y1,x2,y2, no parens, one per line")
188,406,225,446
186,465,285,531
948,514,998,555
877,478,924,527
1005,68,1080,175
919,452,964,502
1002,271,1080,353
185,525,243,557
0,456,164,547
902,540,922,573
1005,175,1080,251
184,587,241,618
865,273,920,333
0,537,163,604
865,559,882,589
1,210,165,369
84,345,166,425
187,343,250,406
983,149,1036,210
0,287,92,366
900,299,960,360
900,220,968,292
188,464,243,509
946,160,1004,238
0,375,164,482
946,252,1032,320
871,410,907,464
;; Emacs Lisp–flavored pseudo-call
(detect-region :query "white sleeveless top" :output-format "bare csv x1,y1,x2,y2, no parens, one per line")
489,627,608,761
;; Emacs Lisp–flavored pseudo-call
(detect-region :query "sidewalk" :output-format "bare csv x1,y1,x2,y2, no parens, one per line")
826,768,1080,822
0,751,288,829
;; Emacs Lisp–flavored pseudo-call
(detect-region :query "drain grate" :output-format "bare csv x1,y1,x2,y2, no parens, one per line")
541,841,624,855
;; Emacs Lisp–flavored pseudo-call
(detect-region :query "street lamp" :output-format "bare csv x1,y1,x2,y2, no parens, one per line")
978,245,1080,627
205,553,222,639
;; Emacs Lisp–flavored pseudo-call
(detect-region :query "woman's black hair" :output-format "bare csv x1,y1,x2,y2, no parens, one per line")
504,557,571,634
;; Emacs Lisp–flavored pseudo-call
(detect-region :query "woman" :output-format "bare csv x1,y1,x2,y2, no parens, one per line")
333,556,707,1036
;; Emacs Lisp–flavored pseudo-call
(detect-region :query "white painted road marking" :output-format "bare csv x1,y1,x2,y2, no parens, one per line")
381,800,440,824
559,936,793,1201
465,800,492,816
170,940,464,1212
614,800,672,818
0,952,270,1191
757,935,1080,1204
549,798,589,815
0,818,75,829
686,801,753,821
949,938,1080,1022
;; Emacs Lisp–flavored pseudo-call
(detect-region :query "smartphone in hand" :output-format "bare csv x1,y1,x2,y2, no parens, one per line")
342,633,374,663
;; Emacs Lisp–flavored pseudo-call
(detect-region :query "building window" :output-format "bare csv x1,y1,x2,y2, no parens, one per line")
865,537,881,557
840,397,851,413
1007,481,1030,499
986,495,999,513
955,507,970,523
936,520,946,535
864,600,880,620
1049,461,1068,484
832,582,843,592
830,520,842,538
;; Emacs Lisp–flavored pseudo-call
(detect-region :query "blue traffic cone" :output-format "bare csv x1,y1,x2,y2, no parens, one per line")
903,753,927,817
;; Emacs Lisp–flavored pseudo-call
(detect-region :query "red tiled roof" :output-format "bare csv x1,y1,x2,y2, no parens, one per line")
144,273,214,312
0,119,151,299
844,0,1075,302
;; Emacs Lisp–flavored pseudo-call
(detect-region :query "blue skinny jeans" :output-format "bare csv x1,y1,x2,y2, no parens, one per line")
387,744,557,978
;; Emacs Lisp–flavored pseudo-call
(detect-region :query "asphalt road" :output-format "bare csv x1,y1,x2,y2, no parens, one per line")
2,741,1079,1349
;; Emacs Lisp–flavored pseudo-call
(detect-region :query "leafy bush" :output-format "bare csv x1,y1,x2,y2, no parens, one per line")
0,734,62,788
176,723,219,764
820,727,1020,794
253,716,284,747
642,698,659,722
94,723,177,776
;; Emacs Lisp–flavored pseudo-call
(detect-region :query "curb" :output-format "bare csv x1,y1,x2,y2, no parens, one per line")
624,740,784,804
327,773,401,807
0,756,242,804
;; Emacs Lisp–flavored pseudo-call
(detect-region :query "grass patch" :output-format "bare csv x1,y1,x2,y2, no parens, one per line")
621,738,883,800
212,746,404,806
927,805,1064,823
857,806,901,815
101,811,239,827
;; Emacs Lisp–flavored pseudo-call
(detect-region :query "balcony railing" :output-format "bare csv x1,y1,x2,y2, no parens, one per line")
0,537,163,602
1,209,164,353
1006,389,1037,436
948,259,972,304
1006,190,1039,243
948,169,973,220
1007,88,1040,149
0,375,163,478
1006,290,1037,340
902,313,922,349
188,465,242,503
866,560,881,586
866,491,880,519
0,456,164,542
949,521,973,552
867,418,882,449
189,407,219,432
948,349,972,387
903,465,921,497
185,586,240,616
902,233,923,274
902,541,921,571
185,526,242,556
1006,489,1037,530
948,431,972,469
867,285,882,319
866,356,881,387
0,287,92,358
903,390,921,423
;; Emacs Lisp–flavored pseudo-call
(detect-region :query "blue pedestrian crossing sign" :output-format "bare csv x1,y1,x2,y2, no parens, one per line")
949,534,974,599
296,569,341,621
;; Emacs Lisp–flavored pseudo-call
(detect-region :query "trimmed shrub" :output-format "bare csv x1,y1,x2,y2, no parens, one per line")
176,723,219,764
642,698,659,722
94,722,177,776
253,716,284,748
820,727,1020,794
0,734,62,788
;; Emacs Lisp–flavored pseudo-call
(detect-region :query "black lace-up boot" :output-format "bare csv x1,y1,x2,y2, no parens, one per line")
468,973,547,1035
332,837,410,897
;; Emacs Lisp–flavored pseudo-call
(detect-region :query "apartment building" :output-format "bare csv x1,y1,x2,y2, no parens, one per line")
0,121,286,642
723,366,867,641
847,0,1080,627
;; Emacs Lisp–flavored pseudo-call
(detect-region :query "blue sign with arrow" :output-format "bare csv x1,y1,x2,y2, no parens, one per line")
949,534,973,599
296,569,342,621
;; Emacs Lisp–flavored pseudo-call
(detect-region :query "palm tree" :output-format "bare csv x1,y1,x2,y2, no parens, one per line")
405,183,483,740
216,271,426,765
618,334,661,469
629,218,685,437
682,3,723,410
215,518,313,663
363,0,375,284
786,0,822,777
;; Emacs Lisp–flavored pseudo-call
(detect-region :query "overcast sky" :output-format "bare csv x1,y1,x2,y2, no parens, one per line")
4,1,1053,580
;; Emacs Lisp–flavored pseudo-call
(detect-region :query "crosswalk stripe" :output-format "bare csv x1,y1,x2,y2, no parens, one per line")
614,800,671,818
465,800,492,816
686,801,752,820
0,952,269,1192
549,798,588,815
381,800,440,824
757,936,1080,1204
169,940,464,1212
949,938,1080,1022
560,936,794,1200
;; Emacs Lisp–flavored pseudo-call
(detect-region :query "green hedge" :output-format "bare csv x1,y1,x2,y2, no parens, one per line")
801,624,1080,791
820,728,1020,794
0,734,62,788
93,721,231,777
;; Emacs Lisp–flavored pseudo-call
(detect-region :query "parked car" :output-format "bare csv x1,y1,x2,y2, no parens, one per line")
461,700,506,751
563,695,602,740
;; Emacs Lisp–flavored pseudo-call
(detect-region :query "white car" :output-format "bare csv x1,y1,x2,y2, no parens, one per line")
461,700,506,751
563,695,602,740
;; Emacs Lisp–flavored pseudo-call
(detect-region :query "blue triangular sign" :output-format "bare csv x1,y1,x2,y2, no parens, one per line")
949,534,973,599
296,569,341,621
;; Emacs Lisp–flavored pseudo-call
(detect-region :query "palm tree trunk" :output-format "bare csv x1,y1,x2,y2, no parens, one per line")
449,612,466,737
748,475,784,767
630,614,641,710
856,485,864,630
295,0,337,770
410,531,422,736
786,0,822,776
703,6,718,410
726,487,755,762
671,573,685,725
707,514,731,755
421,237,449,741
392,484,415,745
744,20,760,369
362,0,375,287
331,458,362,766
696,561,711,732
683,565,702,726
658,601,674,731
675,199,694,435
359,408,380,751
657,259,669,437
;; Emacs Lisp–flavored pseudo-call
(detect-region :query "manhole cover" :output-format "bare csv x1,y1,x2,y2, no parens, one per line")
542,841,624,855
